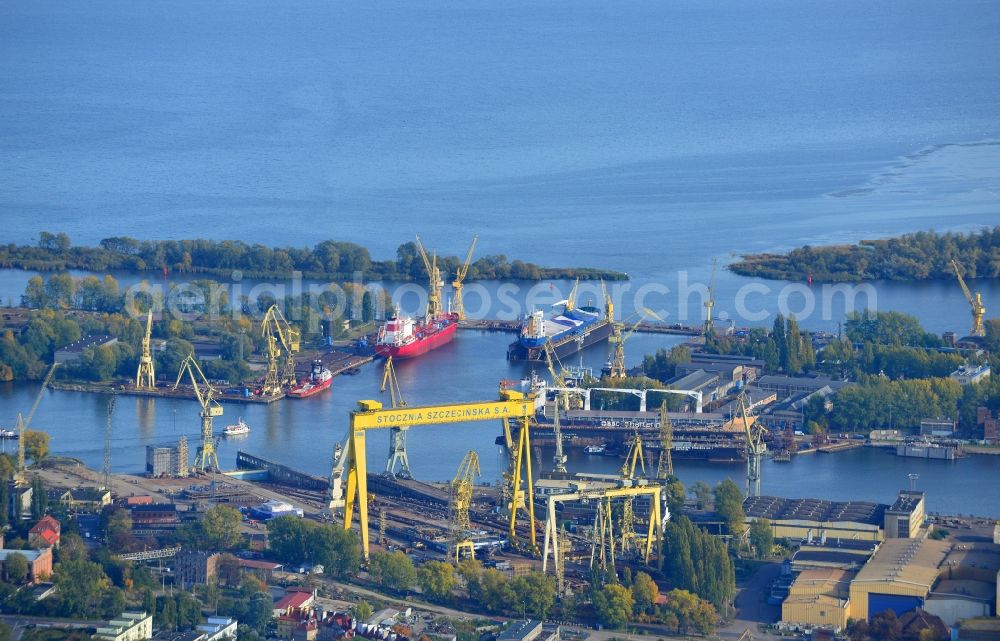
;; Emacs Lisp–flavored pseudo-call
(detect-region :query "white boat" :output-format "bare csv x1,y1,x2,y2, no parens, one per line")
223,418,250,437
0,429,18,439
584,444,606,454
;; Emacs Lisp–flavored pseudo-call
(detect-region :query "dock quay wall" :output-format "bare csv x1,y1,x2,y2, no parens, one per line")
235,451,329,492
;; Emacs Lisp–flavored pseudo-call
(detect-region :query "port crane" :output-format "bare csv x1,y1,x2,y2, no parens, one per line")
415,235,444,319
734,391,766,498
450,450,480,561
705,258,717,336
261,304,301,395
656,400,674,479
341,390,538,558
15,362,59,484
451,236,478,320
380,357,412,478
606,307,662,379
619,432,646,554
951,259,986,337
135,310,156,389
173,353,223,473
541,340,571,473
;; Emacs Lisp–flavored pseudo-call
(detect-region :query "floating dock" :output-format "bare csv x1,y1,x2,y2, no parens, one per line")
895,443,960,460
506,318,615,362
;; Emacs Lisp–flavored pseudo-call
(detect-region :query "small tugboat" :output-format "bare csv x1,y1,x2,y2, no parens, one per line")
223,418,250,437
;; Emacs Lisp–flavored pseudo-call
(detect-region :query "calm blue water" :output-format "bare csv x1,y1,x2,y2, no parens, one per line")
1,0,999,515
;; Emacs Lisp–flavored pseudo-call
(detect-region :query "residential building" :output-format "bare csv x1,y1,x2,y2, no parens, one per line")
55,335,118,364
0,548,53,583
176,550,220,588
197,616,238,640
53,487,112,512
28,515,60,549
274,588,315,621
94,611,153,641
151,633,205,641
9,481,32,521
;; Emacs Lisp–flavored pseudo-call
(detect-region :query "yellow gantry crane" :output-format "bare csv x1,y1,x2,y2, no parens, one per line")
619,432,646,554
451,450,481,561
541,484,665,578
261,304,301,395
173,353,223,473
341,390,537,558
656,400,674,479
380,357,412,478
951,259,986,337
135,310,156,389
451,235,478,320
607,307,662,379
415,235,444,319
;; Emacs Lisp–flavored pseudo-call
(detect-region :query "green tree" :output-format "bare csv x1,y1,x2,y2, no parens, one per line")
23,430,49,464
592,583,634,628
713,479,746,536
3,552,29,584
511,572,556,619
202,505,243,550
368,550,416,591
749,518,774,559
157,595,178,631
353,600,374,623
631,572,659,615
30,476,47,519
55,559,113,617
417,561,457,601
662,589,717,634
662,476,685,516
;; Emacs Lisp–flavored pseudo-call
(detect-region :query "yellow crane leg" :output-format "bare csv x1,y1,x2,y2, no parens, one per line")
344,427,371,557
508,417,536,548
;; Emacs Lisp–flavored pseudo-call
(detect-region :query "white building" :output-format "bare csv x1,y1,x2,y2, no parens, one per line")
950,364,990,386
95,611,153,641
197,616,238,640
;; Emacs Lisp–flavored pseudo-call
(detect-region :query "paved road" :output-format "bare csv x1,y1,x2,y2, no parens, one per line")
718,561,782,640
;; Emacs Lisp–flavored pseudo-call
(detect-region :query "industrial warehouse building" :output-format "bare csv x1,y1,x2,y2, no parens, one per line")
848,538,952,621
782,536,1000,631
744,495,888,541
781,567,855,630
746,490,926,542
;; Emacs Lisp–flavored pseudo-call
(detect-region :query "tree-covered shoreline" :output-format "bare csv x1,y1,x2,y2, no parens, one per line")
729,226,1000,282
0,232,627,282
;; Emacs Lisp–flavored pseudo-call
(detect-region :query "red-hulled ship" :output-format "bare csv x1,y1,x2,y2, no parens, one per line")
287,360,333,398
375,313,458,359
